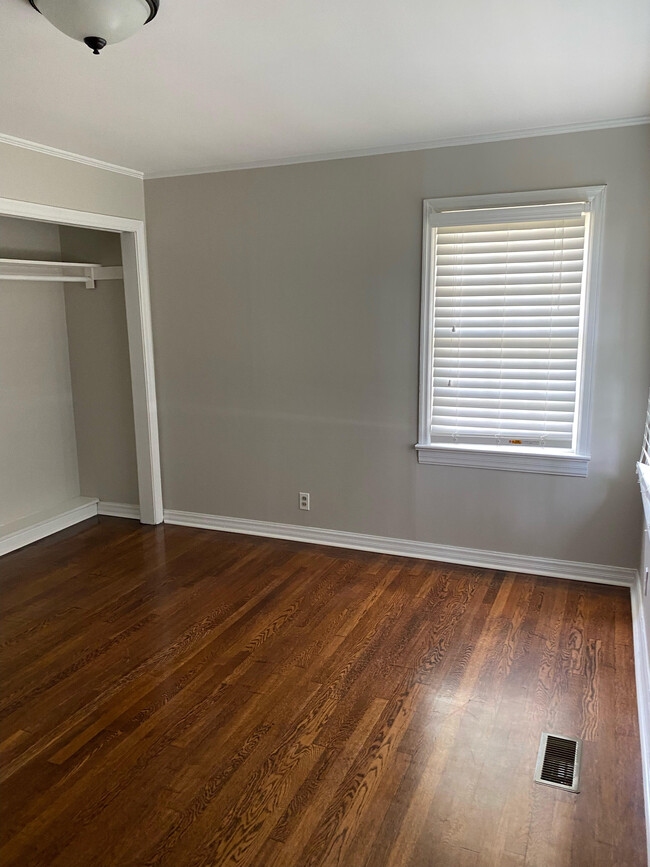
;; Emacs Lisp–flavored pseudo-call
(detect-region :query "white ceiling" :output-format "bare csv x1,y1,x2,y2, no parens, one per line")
2,0,649,177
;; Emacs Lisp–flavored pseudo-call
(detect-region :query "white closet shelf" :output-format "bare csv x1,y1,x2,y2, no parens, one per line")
0,258,101,267
0,258,123,288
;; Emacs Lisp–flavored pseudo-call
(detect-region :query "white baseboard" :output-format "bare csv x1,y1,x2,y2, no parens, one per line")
98,502,141,519
0,497,99,557
631,575,650,867
163,509,636,587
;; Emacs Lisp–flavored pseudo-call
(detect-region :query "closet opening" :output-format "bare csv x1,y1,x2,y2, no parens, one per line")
0,198,162,556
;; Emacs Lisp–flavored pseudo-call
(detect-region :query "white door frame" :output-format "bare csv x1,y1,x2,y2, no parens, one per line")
0,196,163,524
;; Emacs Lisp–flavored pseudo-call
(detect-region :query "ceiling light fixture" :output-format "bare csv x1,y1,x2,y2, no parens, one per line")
28,0,159,55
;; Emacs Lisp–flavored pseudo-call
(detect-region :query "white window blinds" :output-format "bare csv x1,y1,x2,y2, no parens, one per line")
641,391,650,465
430,213,588,449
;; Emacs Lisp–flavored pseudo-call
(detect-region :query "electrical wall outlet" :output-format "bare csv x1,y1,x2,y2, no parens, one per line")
299,492,310,511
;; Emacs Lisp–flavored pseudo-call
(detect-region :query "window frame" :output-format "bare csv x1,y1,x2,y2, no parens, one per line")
416,185,607,476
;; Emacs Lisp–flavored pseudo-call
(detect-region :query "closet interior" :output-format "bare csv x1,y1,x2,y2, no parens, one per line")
0,216,139,550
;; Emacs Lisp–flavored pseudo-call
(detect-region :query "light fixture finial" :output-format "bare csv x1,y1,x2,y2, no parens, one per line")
83,37,107,55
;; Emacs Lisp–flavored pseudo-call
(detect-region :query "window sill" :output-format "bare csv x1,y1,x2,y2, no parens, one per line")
415,444,590,476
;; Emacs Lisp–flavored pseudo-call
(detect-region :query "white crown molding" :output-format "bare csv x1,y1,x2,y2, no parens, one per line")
98,502,141,519
0,497,98,558
2,117,647,183
0,132,143,179
145,115,650,180
163,509,636,587
631,574,650,867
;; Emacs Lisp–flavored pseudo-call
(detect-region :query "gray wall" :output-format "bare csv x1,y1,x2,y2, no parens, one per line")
59,227,139,506
0,141,145,220
0,216,80,524
145,124,650,568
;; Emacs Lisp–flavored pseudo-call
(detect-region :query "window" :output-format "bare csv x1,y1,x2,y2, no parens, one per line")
417,186,606,476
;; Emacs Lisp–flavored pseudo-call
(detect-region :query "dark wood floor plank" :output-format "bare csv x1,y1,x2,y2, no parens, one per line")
0,517,644,867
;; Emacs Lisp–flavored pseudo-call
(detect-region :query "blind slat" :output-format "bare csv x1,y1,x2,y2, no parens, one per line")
435,372,577,383
437,218,584,234
432,418,574,430
436,238,585,253
435,297,582,308
437,263,583,277
436,274,584,286
434,384,577,397
435,337,578,347
435,283,583,295
434,329,580,339
435,348,577,358
436,252,584,266
434,397,576,412
436,317,579,325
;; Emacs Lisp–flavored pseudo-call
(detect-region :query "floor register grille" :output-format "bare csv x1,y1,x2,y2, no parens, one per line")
534,733,582,793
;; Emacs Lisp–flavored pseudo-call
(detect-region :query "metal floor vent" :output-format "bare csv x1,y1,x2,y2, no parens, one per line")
534,733,582,793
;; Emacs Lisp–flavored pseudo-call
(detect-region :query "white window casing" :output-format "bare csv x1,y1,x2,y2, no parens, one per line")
416,186,606,475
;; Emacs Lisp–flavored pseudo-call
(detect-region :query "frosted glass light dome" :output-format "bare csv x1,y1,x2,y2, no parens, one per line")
30,0,159,54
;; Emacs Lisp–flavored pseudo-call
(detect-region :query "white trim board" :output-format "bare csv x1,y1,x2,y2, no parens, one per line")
631,574,650,867
145,116,650,179
163,509,636,587
0,132,143,179
415,445,590,476
98,502,141,519
0,497,98,558
0,500,142,558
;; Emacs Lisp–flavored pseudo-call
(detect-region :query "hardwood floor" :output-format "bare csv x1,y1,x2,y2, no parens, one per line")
0,517,645,867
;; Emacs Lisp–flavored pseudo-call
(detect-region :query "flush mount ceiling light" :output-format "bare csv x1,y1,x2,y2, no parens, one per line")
29,0,159,55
